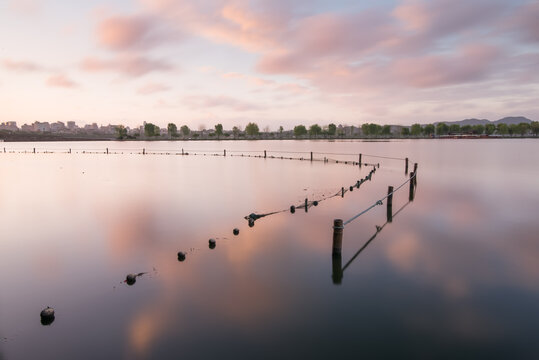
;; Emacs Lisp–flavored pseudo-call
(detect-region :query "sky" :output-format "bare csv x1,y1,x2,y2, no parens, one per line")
0,0,538,129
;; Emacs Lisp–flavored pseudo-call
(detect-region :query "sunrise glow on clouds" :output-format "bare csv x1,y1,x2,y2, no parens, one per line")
1,0,538,128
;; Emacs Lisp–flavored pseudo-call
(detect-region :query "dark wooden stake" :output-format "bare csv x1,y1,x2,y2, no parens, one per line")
143,148,145,155
332,253,343,285
106,148,109,154
224,149,226,156
409,172,415,201
305,198,308,212
359,153,362,166
341,187,345,197
310,152,313,161
264,150,267,158
387,186,394,223
405,157,409,174
413,163,418,185
33,148,35,153
332,219,343,255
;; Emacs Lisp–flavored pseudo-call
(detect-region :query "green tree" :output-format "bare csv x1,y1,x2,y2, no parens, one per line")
309,124,322,138
293,125,307,137
381,125,391,135
115,125,127,140
279,126,284,137
167,123,178,137
461,125,472,133
410,123,422,136
423,124,435,136
472,124,484,135
485,123,496,135
232,126,240,139
245,122,259,136
361,124,369,136
508,124,518,136
144,123,159,137
497,123,508,136
214,123,223,139
328,123,337,136
436,123,449,135
449,124,460,133
180,125,190,137
517,122,530,136
401,127,410,136
531,121,539,136
368,123,381,136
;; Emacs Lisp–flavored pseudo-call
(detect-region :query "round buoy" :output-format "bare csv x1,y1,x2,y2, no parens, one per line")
177,252,186,262
290,205,296,214
313,201,319,206
349,186,353,191
209,239,216,249
249,213,257,220
40,307,55,325
248,218,255,227
233,228,240,236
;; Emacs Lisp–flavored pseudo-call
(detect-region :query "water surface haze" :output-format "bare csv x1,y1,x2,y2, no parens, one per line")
0,139,538,359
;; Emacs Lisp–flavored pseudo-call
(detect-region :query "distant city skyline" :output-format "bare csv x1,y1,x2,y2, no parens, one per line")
1,0,538,128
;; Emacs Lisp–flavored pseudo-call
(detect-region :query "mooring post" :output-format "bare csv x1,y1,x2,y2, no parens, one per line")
310,152,313,161
106,148,109,154
341,187,345,197
224,149,226,157
305,198,308,212
264,150,267,158
143,148,145,155
332,252,343,285
69,148,71,154
182,148,184,155
332,219,344,256
387,186,394,223
3,147,5,153
405,157,409,174
409,172,415,201
413,163,418,185
359,153,362,167
33,148,35,153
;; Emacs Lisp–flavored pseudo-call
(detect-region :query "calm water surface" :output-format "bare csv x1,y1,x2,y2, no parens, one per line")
1,139,538,359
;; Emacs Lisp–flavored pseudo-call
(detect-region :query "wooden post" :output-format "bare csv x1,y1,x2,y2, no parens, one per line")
332,219,343,255
341,187,345,197
413,163,418,185
143,148,145,155
69,148,71,154
387,186,393,223
310,152,313,161
182,148,184,155
405,157,409,174
264,150,267,158
305,198,308,212
224,149,226,157
33,148,35,153
3,147,5,153
106,148,109,154
332,253,343,285
409,172,415,201
359,153,362,167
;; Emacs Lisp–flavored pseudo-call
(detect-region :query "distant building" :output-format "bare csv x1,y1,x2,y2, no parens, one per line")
33,122,51,132
0,121,18,131
50,122,66,132
67,121,77,131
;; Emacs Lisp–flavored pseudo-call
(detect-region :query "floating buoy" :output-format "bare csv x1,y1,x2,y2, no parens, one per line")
177,252,186,261
248,218,255,227
349,186,354,191
290,205,296,214
233,228,240,236
40,307,55,325
126,273,137,285
209,238,216,249
313,201,319,206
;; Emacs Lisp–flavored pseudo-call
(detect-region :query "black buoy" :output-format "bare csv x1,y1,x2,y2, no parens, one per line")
40,307,55,325
209,238,216,249
313,201,319,206
290,205,296,214
248,218,255,227
233,228,240,236
126,273,137,285
249,213,257,220
349,186,353,191
177,252,186,262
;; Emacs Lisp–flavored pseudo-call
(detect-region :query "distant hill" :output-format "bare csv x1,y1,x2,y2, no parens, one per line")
433,116,533,126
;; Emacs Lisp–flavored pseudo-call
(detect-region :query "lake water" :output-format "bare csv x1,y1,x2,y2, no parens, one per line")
1,139,538,359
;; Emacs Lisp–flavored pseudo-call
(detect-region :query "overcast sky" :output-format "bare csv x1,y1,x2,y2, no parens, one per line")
1,0,538,129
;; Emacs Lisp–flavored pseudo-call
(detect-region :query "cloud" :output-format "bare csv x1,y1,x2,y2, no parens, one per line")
46,74,78,88
1,58,43,72
80,55,174,77
97,14,179,51
182,95,262,112
137,83,170,95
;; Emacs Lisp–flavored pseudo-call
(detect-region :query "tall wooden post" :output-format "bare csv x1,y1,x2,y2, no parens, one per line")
332,219,343,255
409,172,415,201
359,153,362,166
413,163,418,185
387,186,393,223
305,198,308,212
332,253,343,285
341,187,345,197
264,150,267,158
405,157,409,174
310,152,313,161
33,148,35,153
143,148,145,155
106,148,109,154
224,149,226,156
182,148,184,155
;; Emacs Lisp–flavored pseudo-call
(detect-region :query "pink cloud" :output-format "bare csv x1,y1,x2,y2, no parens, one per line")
137,83,170,95
97,14,178,51
2,58,43,72
182,95,262,112
80,55,174,77
46,74,78,88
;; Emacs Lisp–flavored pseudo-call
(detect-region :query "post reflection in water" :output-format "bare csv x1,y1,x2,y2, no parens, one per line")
332,201,412,285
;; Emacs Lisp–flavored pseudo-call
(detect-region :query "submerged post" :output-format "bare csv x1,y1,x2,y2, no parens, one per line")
106,148,109,154
341,187,345,197
305,198,308,212
264,150,267,158
69,148,71,154
405,157,409,174
332,219,343,256
359,153,362,167
332,252,343,285
413,163,418,185
143,148,145,155
224,149,226,157
33,148,36,154
182,148,184,155
387,186,394,223
409,172,415,201
310,152,313,161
